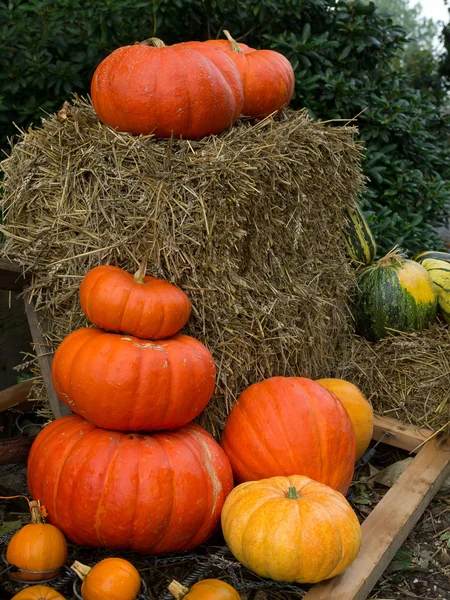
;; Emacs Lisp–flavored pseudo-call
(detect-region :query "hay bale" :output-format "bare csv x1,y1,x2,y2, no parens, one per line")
334,323,450,431
0,97,363,434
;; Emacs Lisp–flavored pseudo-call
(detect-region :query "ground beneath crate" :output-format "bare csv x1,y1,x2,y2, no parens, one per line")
0,443,449,599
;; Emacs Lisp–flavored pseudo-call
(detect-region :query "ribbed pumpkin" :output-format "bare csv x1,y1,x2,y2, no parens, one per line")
27,415,233,553
51,328,216,431
11,586,66,600
316,378,374,461
6,499,67,582
79,264,191,339
91,38,244,139
220,376,356,494
221,475,362,584
204,31,295,117
344,202,377,266
355,248,438,341
414,256,450,323
71,558,141,600
168,579,241,600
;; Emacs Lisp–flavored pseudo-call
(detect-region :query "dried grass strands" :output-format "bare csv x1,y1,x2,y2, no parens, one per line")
0,96,364,433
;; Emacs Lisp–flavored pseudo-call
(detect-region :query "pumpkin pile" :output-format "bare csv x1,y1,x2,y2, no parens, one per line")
91,31,295,139
27,263,234,554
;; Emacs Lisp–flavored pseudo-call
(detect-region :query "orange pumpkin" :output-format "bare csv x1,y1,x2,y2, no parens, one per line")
316,378,374,461
221,475,362,584
6,499,67,582
11,586,66,600
168,578,241,599
205,31,295,117
79,264,191,339
221,376,356,494
51,328,216,431
91,38,244,139
71,558,141,600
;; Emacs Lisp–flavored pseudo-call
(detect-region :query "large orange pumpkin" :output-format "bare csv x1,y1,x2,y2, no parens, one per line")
221,376,356,494
91,38,244,139
79,264,191,339
71,558,141,600
11,586,66,600
27,415,233,554
51,328,216,431
204,31,295,117
168,578,241,599
221,475,362,584
316,378,374,461
6,499,67,582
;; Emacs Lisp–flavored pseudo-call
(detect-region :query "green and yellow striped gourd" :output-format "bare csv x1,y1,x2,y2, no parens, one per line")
355,248,438,341
344,203,377,266
414,250,450,264
413,257,450,323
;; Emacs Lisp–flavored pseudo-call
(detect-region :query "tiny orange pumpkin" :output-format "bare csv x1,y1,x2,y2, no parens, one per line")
71,558,141,600
11,586,66,600
168,578,241,599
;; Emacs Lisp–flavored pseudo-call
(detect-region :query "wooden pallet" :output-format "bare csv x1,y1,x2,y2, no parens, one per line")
304,414,450,600
2,259,450,598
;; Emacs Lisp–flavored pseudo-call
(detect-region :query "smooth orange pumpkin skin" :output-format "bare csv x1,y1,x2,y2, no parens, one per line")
91,41,244,139
11,586,66,600
6,523,67,582
27,415,234,554
79,265,191,339
221,376,356,494
221,475,362,584
80,558,140,600
51,328,216,431
316,378,374,461
181,579,241,599
204,39,295,117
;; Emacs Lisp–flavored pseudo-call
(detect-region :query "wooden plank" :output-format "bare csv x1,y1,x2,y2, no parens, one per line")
23,292,70,419
0,290,33,390
0,378,35,412
303,432,450,600
372,414,435,453
0,435,37,465
0,259,29,292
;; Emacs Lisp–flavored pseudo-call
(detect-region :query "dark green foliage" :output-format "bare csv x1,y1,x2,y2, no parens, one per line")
1,0,449,254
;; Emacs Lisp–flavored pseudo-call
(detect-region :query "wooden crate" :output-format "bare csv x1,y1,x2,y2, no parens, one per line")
2,259,450,598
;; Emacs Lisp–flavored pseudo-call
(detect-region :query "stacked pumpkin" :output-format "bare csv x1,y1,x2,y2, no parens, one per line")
90,31,295,140
27,263,234,554
217,375,374,584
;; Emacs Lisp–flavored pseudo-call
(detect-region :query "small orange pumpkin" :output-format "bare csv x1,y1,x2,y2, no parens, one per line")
79,263,191,340
221,475,362,584
11,586,66,600
5,497,67,582
316,378,374,461
168,578,241,599
71,558,141,600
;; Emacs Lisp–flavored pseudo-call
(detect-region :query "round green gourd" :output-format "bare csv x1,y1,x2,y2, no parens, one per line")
414,257,450,323
344,203,377,266
355,249,438,341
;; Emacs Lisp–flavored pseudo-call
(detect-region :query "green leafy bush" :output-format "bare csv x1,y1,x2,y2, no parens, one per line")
1,0,449,254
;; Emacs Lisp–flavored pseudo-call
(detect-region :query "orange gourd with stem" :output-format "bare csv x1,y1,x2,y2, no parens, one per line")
71,558,141,600
168,579,241,599
2,495,67,582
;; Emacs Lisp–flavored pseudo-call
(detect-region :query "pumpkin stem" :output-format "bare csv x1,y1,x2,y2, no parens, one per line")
223,30,243,53
168,580,190,599
71,560,92,581
376,246,406,268
286,486,299,500
137,37,166,48
0,495,46,523
134,258,148,284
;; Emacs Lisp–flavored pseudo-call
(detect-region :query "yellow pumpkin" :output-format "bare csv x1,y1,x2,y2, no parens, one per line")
168,578,241,599
71,558,141,600
11,586,66,600
316,378,374,461
6,499,67,581
221,475,362,584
